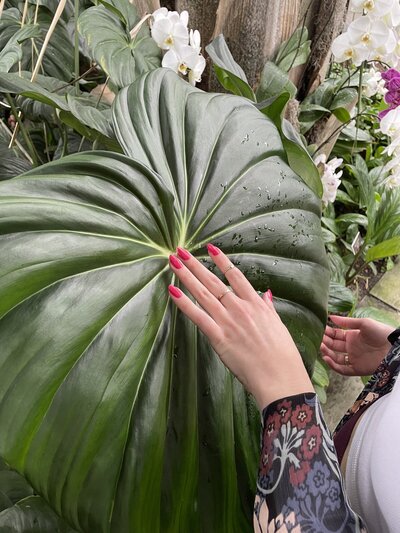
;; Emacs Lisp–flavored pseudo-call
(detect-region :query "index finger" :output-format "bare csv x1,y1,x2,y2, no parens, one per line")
206,244,260,301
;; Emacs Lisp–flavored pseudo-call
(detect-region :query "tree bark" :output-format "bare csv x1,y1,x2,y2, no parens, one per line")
211,0,269,87
132,0,160,16
298,0,350,99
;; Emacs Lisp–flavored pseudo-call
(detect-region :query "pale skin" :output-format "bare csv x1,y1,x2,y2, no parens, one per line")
168,244,314,411
168,245,393,410
321,315,393,376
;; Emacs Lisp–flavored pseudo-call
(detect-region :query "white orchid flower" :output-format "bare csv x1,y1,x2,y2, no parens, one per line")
350,0,396,17
380,107,400,137
189,29,201,54
363,67,387,97
151,10,189,50
332,33,370,65
188,54,206,85
162,43,200,75
315,155,343,206
347,16,396,55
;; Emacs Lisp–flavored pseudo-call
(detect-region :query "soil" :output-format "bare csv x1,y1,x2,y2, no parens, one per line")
350,260,386,300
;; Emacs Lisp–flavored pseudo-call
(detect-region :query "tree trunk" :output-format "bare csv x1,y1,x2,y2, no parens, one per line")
143,0,350,104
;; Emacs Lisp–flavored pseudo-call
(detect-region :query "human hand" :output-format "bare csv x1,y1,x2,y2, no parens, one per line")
320,315,393,377
168,244,314,411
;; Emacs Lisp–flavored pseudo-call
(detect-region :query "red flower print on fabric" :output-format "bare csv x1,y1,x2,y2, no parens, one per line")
301,425,322,460
289,460,311,486
290,404,312,429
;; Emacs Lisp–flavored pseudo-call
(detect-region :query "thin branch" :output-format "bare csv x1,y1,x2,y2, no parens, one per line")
0,120,33,164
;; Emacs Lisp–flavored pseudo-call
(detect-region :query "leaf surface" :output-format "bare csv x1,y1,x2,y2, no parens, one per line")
0,69,329,532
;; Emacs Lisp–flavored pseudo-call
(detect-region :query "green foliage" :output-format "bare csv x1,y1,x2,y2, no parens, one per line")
205,35,256,100
0,68,330,532
274,27,311,72
78,2,161,89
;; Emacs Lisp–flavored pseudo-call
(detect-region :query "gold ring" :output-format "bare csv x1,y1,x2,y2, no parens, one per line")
344,355,350,366
222,264,235,275
217,287,233,301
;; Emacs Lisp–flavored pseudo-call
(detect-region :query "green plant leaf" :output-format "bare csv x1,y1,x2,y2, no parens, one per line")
212,65,256,101
328,282,355,313
0,496,78,532
366,236,400,261
275,27,311,72
78,4,161,89
330,88,357,111
206,35,255,100
257,97,322,198
0,25,41,72
0,69,329,532
331,107,351,123
336,213,368,227
0,7,74,81
352,306,399,327
280,119,323,197
206,34,249,83
256,61,296,101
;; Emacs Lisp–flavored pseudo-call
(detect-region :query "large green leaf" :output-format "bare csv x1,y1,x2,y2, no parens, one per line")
0,69,329,532
78,3,161,89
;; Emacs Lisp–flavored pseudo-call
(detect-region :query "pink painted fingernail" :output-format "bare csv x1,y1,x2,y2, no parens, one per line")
168,285,182,298
207,243,220,256
177,247,191,261
266,289,273,302
169,255,183,269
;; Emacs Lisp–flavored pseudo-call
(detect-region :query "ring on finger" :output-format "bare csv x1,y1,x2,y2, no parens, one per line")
217,287,234,301
222,264,235,275
344,355,350,366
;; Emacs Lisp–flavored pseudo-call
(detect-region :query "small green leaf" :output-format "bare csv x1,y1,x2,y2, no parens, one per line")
256,61,296,101
366,236,400,261
206,34,249,83
275,28,311,72
332,107,351,123
213,65,256,101
311,359,330,388
256,92,291,123
336,213,368,227
331,88,357,110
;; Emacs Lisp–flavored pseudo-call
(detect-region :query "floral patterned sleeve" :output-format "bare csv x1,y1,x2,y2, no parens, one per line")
253,392,367,532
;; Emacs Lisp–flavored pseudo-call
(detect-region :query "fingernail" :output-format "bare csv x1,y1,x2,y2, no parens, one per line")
266,289,273,302
207,243,220,256
177,247,191,261
168,285,182,298
169,255,183,269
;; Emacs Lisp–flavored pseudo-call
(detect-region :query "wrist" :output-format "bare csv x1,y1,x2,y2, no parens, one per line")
253,374,314,412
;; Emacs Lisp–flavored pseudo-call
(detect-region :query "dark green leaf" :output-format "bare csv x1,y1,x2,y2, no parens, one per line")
328,282,355,313
213,65,256,100
0,496,77,532
0,69,329,532
0,25,41,72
